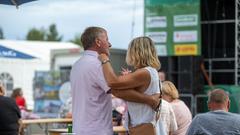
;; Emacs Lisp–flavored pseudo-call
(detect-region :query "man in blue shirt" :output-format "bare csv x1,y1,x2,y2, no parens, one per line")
187,89,240,135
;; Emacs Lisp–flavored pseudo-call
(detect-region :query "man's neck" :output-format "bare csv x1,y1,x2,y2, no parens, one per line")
86,47,99,54
210,107,228,112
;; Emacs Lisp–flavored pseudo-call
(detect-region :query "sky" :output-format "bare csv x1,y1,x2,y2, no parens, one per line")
0,0,144,49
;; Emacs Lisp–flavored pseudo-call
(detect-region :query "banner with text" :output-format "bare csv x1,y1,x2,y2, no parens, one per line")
144,0,201,56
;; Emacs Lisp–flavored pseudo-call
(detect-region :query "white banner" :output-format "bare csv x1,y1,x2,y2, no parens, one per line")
146,16,167,28
146,32,167,43
155,45,167,56
174,31,197,43
174,14,198,27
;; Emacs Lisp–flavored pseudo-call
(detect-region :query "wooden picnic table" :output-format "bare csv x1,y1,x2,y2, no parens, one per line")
48,126,126,135
22,118,127,135
22,118,72,125
22,118,72,135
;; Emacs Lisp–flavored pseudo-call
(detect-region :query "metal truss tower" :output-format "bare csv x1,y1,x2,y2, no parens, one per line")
235,0,240,85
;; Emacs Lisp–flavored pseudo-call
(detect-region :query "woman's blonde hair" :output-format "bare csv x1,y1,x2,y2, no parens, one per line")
126,36,160,69
162,81,179,99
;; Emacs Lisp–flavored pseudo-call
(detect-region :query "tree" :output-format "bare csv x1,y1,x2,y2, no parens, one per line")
70,34,82,47
26,28,46,41
0,27,4,39
46,24,62,41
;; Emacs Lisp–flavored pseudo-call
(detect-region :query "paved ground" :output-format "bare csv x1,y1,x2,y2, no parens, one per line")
24,123,62,135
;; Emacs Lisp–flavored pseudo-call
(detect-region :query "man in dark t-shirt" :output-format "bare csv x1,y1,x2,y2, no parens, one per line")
0,85,21,135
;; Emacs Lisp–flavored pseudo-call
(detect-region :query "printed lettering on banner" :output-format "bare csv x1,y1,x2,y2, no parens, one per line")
174,31,197,43
174,14,198,27
146,16,167,28
146,32,167,43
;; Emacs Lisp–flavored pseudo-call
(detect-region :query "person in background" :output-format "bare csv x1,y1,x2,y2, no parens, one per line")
0,83,21,135
58,82,73,120
11,88,39,119
112,95,126,127
11,88,26,110
56,96,72,128
162,81,192,135
157,72,178,135
99,36,163,135
186,89,240,135
70,27,160,135
59,97,72,119
158,70,166,82
159,99,178,135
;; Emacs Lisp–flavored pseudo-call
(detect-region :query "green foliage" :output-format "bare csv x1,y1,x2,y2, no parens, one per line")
46,24,63,41
25,24,82,45
0,27,4,39
26,24,63,41
26,28,46,41
70,33,82,47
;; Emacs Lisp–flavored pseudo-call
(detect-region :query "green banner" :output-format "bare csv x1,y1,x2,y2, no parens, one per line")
144,0,201,56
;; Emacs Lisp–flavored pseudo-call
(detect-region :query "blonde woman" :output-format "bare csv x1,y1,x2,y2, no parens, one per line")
99,36,164,135
162,81,192,135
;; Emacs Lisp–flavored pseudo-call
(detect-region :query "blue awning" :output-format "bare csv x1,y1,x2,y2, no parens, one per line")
0,0,36,6
0,45,35,59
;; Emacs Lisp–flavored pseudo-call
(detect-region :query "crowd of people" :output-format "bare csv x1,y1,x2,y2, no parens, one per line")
1,26,240,135
0,86,40,135
0,83,21,135
69,26,240,135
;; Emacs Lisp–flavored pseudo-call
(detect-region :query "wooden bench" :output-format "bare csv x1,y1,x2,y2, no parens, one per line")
48,126,126,135
22,118,127,135
22,118,72,135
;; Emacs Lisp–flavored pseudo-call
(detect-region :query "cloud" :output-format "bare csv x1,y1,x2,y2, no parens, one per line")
0,0,144,49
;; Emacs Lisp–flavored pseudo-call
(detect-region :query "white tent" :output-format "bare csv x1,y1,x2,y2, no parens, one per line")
0,40,82,109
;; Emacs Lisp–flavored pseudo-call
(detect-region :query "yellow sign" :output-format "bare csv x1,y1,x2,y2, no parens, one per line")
174,44,197,55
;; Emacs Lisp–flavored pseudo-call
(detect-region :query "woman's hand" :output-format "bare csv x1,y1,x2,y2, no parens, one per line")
121,67,132,76
150,93,161,111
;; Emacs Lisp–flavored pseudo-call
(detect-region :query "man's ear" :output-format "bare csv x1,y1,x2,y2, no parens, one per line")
227,100,230,111
95,38,101,47
207,102,211,111
0,89,4,96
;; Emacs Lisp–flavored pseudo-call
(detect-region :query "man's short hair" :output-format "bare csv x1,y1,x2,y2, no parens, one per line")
207,89,229,104
81,27,106,50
